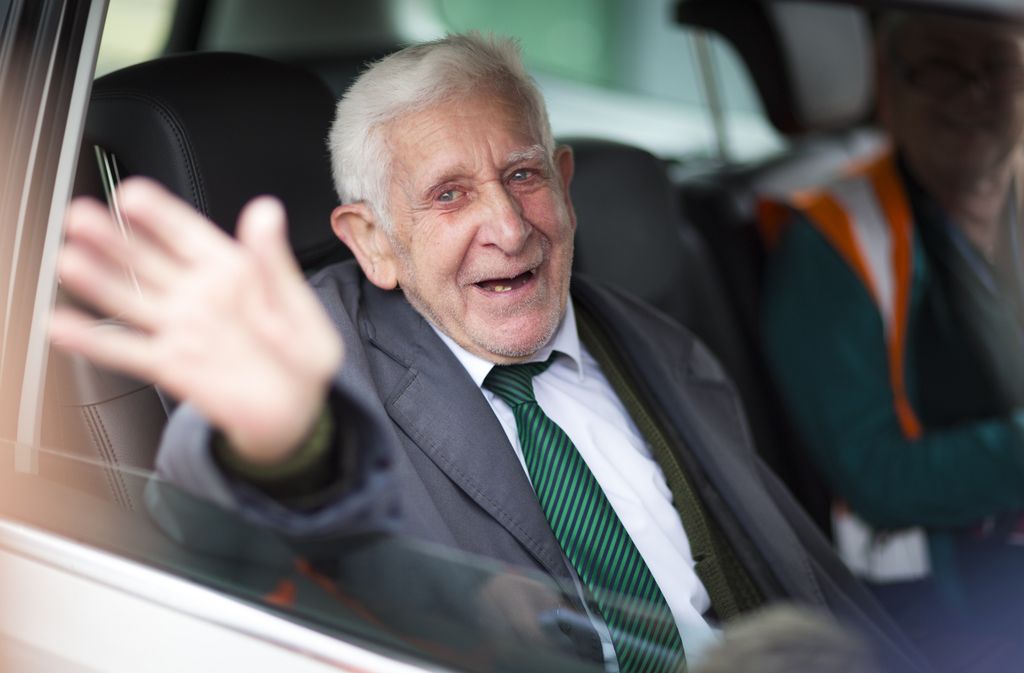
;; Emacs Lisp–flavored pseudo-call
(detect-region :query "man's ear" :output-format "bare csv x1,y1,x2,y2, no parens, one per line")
331,203,399,290
554,144,577,229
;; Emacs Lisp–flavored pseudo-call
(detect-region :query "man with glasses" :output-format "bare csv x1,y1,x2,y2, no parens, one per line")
761,11,1024,668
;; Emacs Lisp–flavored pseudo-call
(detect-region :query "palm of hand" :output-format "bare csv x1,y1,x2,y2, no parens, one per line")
51,179,343,464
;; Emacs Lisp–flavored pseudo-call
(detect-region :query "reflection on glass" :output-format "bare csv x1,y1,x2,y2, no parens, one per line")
1,438,705,672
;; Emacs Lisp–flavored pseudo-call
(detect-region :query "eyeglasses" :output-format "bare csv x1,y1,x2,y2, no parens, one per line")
900,59,1024,97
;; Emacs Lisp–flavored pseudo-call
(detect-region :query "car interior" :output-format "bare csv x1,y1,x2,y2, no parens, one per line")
47,0,883,538
4,0,1023,669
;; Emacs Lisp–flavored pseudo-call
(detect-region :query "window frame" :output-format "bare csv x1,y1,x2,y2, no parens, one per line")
0,0,103,472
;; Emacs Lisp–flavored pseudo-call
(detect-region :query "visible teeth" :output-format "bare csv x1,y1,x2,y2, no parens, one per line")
493,285,512,292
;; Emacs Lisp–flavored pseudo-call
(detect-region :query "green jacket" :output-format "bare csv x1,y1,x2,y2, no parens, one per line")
761,161,1024,535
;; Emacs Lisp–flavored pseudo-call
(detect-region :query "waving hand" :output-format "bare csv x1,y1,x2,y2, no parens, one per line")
50,178,343,465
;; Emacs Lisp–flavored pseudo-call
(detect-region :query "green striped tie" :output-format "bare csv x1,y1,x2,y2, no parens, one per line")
484,357,685,673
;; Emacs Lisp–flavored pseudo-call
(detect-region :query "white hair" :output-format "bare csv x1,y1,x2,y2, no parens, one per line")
327,33,555,228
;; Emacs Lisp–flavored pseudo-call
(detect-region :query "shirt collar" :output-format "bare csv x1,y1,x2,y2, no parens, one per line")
430,301,585,388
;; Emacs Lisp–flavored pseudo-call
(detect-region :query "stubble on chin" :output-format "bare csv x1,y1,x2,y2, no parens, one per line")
403,280,566,361
472,301,565,359
468,249,574,360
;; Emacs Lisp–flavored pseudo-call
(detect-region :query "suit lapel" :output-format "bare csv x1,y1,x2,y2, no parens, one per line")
358,284,571,581
354,278,824,601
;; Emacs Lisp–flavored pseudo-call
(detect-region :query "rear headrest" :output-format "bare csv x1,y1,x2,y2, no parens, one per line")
85,52,347,269
676,0,873,135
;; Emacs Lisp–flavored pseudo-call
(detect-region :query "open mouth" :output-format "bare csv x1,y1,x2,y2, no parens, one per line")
475,269,537,293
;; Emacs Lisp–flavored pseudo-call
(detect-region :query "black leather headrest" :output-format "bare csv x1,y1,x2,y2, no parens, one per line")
85,52,348,269
567,137,752,393
567,138,686,310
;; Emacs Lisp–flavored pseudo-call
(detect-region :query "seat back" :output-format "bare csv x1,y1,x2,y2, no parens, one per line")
567,138,771,453
84,51,347,267
672,1,886,532
568,138,841,529
52,53,348,505
677,132,883,533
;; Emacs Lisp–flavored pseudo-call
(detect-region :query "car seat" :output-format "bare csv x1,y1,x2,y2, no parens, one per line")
568,137,754,390
568,137,814,520
673,0,886,533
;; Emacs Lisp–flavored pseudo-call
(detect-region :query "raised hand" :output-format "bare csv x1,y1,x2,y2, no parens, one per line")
50,178,343,466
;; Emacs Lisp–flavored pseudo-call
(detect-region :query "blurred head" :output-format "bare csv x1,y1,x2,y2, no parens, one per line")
877,12,1024,191
693,605,879,673
328,34,576,364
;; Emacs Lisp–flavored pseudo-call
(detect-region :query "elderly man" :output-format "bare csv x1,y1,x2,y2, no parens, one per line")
760,11,1024,667
53,34,918,672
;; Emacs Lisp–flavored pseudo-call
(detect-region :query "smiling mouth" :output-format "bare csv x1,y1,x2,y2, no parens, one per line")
475,269,537,293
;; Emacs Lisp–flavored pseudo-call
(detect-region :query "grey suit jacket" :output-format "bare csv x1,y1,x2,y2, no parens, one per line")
154,260,924,671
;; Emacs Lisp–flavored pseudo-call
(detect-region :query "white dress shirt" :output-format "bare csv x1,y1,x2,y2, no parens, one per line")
432,302,720,662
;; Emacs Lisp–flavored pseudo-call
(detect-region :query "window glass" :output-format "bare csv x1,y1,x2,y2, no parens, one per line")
95,0,176,77
436,0,783,161
0,437,658,673
436,0,617,86
194,0,782,162
37,1,1024,672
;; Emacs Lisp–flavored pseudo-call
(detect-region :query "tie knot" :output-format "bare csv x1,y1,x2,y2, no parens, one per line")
483,357,554,408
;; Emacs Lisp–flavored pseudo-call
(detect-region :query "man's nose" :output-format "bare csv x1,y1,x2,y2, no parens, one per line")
476,184,530,253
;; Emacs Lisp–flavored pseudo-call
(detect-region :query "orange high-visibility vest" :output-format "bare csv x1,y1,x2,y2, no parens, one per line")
759,150,933,582
759,149,923,442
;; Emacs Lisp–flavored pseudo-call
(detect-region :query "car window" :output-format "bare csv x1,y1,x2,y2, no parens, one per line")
0,440,613,672
1,0,105,449
188,0,782,163
95,0,176,76
10,1,1024,672
438,0,783,161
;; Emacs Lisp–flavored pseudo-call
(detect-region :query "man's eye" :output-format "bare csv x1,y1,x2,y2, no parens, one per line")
438,189,464,203
509,169,534,182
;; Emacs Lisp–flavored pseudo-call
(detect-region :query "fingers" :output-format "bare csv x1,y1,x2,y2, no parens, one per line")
115,177,234,263
59,179,239,328
49,307,158,381
235,197,344,374
58,240,164,330
53,184,346,454
236,197,323,319
63,197,181,292
236,197,308,308
237,197,302,279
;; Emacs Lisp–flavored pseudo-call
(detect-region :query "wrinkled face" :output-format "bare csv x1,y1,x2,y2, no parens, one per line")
381,94,576,364
880,16,1024,186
